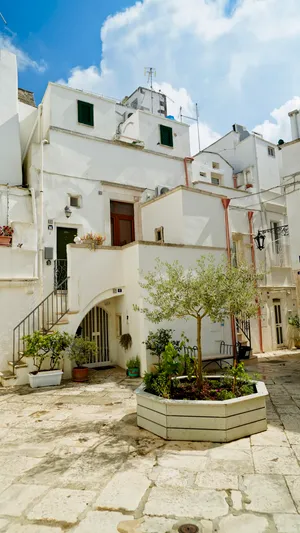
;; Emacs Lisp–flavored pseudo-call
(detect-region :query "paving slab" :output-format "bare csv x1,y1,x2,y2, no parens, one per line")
285,476,300,513
0,483,48,517
70,511,134,533
241,474,296,513
95,470,151,512
144,486,228,520
0,520,9,532
27,487,96,524
195,471,238,490
157,452,208,471
273,514,300,533
218,514,270,533
252,446,300,474
152,467,194,487
6,526,63,533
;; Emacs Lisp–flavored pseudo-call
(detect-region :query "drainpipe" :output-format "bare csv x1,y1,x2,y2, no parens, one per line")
248,211,264,353
183,157,194,187
22,104,43,163
221,198,237,350
39,139,49,298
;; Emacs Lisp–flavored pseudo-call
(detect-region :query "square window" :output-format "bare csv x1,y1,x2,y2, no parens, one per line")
199,172,206,177
155,226,164,242
69,196,81,208
160,125,173,147
77,100,94,127
268,146,275,157
211,177,220,186
212,161,220,169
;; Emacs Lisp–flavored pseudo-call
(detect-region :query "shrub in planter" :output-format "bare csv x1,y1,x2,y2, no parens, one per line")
126,356,140,378
23,331,72,388
68,337,98,382
145,329,180,364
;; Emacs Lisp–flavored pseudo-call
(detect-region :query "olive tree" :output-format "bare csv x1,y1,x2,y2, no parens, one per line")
135,256,262,387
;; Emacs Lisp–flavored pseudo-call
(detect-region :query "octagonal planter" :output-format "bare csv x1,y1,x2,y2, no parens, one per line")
136,377,268,442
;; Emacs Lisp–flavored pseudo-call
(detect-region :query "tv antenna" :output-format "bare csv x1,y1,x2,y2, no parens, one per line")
144,67,156,113
180,103,201,152
0,11,7,25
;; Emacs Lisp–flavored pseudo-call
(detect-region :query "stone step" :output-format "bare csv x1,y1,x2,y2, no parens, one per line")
8,361,28,369
0,370,17,387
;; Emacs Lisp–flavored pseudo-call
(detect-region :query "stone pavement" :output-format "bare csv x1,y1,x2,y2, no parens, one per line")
0,357,300,532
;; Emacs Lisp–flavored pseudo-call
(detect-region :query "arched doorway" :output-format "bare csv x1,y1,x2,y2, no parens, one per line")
78,306,110,366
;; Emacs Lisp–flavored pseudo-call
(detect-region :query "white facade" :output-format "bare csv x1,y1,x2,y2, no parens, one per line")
0,49,297,386
0,51,22,185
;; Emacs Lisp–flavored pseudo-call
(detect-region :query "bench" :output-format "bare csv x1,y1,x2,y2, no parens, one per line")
183,342,251,371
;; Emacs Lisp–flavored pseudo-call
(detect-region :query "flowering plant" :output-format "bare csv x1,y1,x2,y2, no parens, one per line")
81,232,106,250
0,225,14,237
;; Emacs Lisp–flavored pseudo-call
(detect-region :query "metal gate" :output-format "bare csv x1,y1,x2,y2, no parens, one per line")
81,306,110,366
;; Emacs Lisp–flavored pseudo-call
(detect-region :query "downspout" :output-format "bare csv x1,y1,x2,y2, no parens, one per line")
30,187,38,279
221,198,237,350
248,211,264,353
183,157,194,187
39,139,49,298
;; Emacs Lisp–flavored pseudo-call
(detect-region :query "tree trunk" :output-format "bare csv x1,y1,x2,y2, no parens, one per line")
196,316,203,388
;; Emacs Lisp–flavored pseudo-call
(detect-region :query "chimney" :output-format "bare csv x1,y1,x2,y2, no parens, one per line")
288,109,300,141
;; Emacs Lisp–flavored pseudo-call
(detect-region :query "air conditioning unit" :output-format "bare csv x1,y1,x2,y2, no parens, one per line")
155,185,170,197
141,189,156,203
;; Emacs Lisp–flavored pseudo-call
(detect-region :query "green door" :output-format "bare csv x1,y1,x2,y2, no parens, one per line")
56,227,77,288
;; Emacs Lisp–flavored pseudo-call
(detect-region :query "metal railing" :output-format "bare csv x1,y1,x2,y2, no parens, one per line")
54,259,68,290
236,318,251,345
12,277,69,374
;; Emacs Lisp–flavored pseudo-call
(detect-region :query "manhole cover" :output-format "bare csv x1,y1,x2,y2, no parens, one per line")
178,525,199,533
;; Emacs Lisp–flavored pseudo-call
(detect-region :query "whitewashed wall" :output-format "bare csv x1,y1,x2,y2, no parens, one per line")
255,137,280,190
0,51,22,186
192,152,233,188
18,102,37,158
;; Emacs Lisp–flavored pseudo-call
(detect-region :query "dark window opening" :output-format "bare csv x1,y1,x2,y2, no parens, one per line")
160,125,173,147
110,201,135,246
78,100,94,127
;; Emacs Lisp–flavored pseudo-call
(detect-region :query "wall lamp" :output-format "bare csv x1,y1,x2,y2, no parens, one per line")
64,205,72,219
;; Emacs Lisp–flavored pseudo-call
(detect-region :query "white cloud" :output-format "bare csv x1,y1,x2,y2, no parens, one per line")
254,97,300,144
58,0,300,144
0,34,47,73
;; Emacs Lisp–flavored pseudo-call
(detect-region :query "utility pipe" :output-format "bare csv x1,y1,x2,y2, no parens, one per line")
248,211,264,353
183,157,194,187
221,198,237,351
39,139,49,299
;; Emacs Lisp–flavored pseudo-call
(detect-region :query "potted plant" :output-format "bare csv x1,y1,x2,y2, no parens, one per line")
119,333,132,351
23,331,72,388
288,315,300,349
126,356,140,378
81,232,106,250
0,225,14,246
68,337,98,382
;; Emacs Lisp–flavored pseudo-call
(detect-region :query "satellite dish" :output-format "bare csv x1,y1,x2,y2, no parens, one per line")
160,187,169,195
278,139,284,145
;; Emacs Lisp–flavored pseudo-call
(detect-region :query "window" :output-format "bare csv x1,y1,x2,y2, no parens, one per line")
211,172,221,186
155,226,164,243
116,315,122,337
160,125,173,147
69,196,81,208
77,100,94,127
212,161,220,169
199,172,206,178
271,221,281,254
211,176,220,186
268,146,275,157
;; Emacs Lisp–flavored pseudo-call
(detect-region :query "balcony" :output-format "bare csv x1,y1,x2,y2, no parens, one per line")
268,244,291,268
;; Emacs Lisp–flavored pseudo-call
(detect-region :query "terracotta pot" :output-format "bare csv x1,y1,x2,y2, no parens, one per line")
0,236,12,247
72,367,89,382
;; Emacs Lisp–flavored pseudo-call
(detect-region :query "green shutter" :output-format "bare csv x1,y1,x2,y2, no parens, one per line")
160,125,173,147
77,101,94,126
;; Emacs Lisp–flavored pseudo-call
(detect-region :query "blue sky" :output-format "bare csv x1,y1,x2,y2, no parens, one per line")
1,0,300,151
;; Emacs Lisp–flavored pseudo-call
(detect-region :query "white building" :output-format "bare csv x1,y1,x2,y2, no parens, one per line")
279,110,300,311
0,50,296,386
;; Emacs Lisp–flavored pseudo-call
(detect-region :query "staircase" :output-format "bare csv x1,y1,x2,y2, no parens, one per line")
0,277,71,387
235,318,252,359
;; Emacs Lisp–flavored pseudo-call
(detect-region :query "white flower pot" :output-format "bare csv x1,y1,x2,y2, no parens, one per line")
28,370,63,388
